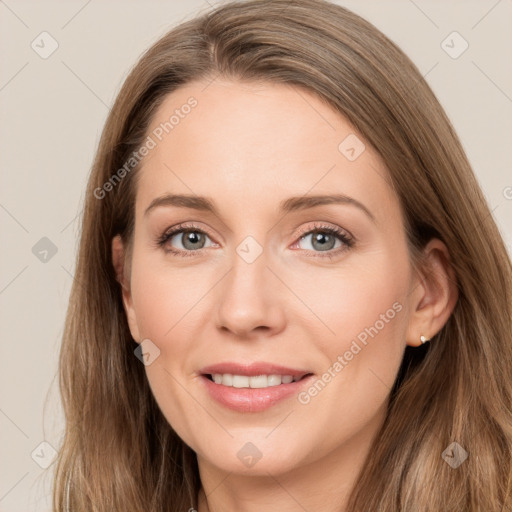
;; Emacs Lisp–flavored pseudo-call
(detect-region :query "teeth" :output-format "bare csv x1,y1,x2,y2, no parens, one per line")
248,375,267,388
211,374,299,388
233,375,249,388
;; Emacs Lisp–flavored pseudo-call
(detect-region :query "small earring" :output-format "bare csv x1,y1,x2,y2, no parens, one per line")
420,335,431,344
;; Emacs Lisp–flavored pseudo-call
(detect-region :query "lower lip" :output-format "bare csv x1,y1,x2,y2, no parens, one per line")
200,374,314,413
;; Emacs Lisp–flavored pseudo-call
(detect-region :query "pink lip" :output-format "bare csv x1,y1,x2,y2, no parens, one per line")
198,361,314,413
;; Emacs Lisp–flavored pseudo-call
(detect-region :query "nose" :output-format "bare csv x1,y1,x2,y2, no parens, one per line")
215,246,287,339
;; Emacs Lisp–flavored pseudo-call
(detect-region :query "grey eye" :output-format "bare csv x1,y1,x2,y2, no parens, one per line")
299,231,341,252
170,231,211,251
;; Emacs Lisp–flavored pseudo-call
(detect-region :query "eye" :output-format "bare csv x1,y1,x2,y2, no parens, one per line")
156,221,355,259
156,223,216,256
291,222,354,258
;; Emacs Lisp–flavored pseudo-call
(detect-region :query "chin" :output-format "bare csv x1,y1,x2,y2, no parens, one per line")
193,434,313,476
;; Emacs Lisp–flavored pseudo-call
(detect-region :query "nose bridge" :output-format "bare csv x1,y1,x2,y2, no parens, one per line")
215,235,285,336
231,239,268,293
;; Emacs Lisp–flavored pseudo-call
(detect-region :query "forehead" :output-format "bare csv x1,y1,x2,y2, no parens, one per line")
134,79,399,225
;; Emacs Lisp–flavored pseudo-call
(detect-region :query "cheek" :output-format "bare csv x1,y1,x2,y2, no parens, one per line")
129,248,207,341
288,249,410,352
128,253,212,444
288,247,410,416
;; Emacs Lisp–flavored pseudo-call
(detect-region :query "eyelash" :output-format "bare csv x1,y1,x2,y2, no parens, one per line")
155,222,355,259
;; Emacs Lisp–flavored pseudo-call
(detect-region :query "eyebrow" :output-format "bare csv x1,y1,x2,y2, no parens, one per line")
144,193,375,222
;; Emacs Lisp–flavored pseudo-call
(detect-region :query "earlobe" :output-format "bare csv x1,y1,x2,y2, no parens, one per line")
406,238,459,347
111,235,141,343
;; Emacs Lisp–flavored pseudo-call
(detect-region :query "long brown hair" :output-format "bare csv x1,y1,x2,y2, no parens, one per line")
53,0,512,510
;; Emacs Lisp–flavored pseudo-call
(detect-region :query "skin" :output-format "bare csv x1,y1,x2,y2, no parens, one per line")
112,79,458,512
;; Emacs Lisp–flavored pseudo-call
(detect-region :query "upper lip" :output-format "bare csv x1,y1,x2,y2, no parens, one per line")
199,362,312,379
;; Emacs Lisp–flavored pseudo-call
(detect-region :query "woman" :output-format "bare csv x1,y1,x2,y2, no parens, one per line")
53,0,512,510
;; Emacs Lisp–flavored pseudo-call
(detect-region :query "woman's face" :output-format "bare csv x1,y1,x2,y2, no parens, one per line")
117,79,422,476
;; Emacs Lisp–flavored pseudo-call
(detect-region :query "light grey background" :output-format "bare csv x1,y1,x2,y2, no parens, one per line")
1,1,511,510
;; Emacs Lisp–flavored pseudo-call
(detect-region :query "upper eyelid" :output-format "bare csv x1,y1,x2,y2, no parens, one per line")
162,222,349,238
296,222,352,239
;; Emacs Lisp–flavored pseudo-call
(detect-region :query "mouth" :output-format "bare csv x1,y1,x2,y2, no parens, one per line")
198,362,315,412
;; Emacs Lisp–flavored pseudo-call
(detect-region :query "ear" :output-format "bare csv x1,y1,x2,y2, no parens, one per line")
112,234,141,343
405,238,459,347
